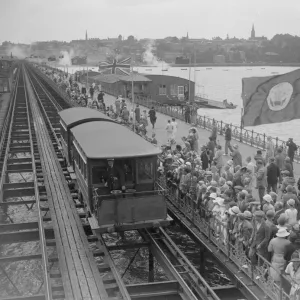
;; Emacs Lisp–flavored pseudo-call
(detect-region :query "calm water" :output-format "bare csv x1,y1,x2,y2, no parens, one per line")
54,64,300,144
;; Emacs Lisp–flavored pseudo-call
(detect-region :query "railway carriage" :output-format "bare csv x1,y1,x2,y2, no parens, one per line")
58,107,115,165
71,121,168,233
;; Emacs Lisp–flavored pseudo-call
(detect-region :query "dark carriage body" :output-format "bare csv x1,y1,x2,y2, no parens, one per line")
58,107,168,233
58,107,115,165
71,121,168,233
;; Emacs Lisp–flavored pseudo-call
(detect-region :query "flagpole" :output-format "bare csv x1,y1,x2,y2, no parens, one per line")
188,53,191,104
131,58,135,131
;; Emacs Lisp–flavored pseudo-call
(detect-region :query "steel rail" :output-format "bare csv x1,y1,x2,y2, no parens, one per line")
140,228,198,300
0,66,54,299
25,70,61,150
0,68,20,202
158,227,220,300
23,65,52,300
0,67,19,165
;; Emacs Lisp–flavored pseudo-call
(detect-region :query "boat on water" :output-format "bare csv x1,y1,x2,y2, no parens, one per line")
194,95,237,109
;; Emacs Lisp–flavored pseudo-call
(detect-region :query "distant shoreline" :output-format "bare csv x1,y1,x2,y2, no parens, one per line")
137,63,300,68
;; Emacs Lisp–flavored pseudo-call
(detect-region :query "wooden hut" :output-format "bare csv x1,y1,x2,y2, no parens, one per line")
143,74,195,105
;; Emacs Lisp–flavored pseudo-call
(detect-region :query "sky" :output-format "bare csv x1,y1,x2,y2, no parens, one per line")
0,0,300,44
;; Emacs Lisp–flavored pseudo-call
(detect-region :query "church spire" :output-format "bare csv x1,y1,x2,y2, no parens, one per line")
251,24,255,39
85,30,88,41
187,32,189,40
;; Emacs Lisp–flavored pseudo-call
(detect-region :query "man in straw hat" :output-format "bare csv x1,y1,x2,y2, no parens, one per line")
268,227,290,282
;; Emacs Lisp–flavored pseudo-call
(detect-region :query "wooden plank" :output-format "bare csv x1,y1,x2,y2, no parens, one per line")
0,222,38,232
29,70,108,300
0,254,42,263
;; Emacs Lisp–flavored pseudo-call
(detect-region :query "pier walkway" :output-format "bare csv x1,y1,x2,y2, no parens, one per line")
103,94,300,179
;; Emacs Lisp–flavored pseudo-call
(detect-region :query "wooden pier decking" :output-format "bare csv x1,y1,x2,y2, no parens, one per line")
25,72,108,300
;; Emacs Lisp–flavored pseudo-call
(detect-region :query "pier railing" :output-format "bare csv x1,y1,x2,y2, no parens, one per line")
160,176,292,300
37,64,300,163
128,95,300,163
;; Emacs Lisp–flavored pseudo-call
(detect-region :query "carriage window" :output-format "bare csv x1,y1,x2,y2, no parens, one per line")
137,159,153,183
92,166,108,185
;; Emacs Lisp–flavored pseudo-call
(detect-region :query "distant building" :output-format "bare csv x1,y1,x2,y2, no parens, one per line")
251,24,255,39
249,24,268,42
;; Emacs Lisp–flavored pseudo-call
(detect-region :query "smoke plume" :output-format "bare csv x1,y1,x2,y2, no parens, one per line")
5,45,29,59
58,49,74,66
142,40,169,67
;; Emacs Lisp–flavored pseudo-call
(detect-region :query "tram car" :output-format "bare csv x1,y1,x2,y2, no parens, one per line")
58,107,169,233
58,107,115,165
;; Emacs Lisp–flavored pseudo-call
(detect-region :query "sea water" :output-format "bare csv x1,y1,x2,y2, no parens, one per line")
53,64,300,143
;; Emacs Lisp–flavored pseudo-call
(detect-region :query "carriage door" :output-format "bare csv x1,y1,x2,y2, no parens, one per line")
178,86,184,101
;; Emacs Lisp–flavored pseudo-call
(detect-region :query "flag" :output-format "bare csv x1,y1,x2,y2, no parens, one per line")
98,57,131,76
241,69,300,126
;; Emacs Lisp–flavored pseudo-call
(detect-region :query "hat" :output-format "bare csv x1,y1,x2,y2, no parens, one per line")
228,206,240,215
221,183,229,192
244,211,252,220
233,144,238,149
213,197,225,207
166,154,173,159
266,210,275,218
234,185,243,191
227,160,233,166
276,228,290,238
254,210,265,218
285,157,290,161
241,189,249,196
281,170,290,175
226,181,233,186
185,162,192,166
209,193,217,199
269,192,278,198
205,171,212,175
263,194,272,203
179,158,185,164
288,199,295,207
286,185,293,192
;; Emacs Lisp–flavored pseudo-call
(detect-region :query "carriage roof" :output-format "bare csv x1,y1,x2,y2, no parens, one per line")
71,121,161,159
58,107,114,128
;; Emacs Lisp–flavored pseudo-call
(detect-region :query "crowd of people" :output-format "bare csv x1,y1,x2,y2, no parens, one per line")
158,124,300,298
38,64,300,298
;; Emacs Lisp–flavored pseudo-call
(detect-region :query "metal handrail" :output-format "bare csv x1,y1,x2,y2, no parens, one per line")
163,178,293,300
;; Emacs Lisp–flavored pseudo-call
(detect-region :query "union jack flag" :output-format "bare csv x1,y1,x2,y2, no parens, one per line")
98,57,131,75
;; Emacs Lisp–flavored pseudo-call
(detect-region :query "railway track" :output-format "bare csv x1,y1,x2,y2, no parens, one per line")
25,65,131,300
0,66,62,299
23,62,227,300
